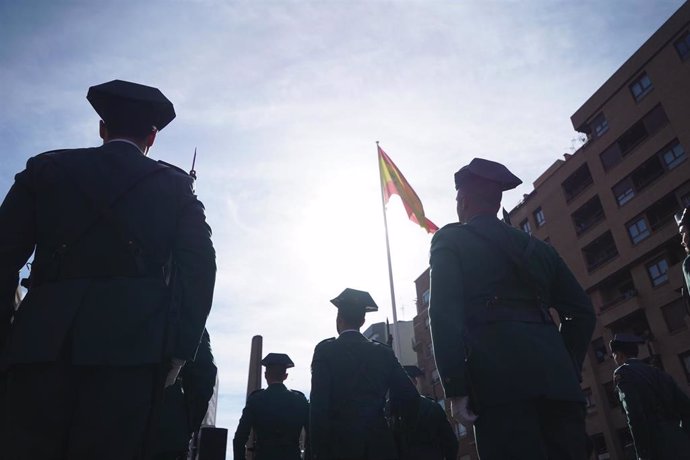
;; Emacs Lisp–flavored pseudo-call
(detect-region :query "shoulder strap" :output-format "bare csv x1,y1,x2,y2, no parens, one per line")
462,223,541,299
43,156,168,277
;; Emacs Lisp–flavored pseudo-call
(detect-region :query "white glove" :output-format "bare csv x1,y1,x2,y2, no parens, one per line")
451,396,478,426
164,358,186,388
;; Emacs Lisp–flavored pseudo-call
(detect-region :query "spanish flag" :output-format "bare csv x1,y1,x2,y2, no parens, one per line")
378,145,438,234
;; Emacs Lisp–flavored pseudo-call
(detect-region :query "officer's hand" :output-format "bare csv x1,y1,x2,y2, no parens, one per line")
164,358,186,388
451,396,478,426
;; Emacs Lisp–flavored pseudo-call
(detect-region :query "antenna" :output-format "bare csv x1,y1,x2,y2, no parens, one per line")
190,147,197,180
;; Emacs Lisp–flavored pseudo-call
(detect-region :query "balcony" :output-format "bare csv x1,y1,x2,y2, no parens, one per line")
562,163,594,203
600,288,638,312
572,196,605,236
583,231,618,273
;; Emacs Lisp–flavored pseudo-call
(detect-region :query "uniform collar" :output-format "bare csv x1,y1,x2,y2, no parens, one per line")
106,138,145,155
338,329,362,336
267,382,287,391
467,214,500,226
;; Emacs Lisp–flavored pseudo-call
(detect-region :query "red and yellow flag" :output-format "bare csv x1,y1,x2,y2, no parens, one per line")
378,145,438,234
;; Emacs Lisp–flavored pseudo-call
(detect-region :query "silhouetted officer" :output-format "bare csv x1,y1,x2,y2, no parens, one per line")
0,80,216,459
611,334,690,460
429,158,595,460
397,366,458,460
309,288,419,460
233,353,309,460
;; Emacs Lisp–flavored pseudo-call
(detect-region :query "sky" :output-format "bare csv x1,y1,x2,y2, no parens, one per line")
1,0,686,446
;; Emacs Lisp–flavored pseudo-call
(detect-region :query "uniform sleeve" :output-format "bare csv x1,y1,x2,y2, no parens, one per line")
0,160,38,346
387,349,420,421
182,329,218,431
172,175,217,361
232,399,254,460
433,404,459,460
616,370,651,459
549,252,595,377
429,232,468,398
309,343,332,460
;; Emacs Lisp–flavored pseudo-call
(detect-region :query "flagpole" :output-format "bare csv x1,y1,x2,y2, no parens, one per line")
376,141,403,359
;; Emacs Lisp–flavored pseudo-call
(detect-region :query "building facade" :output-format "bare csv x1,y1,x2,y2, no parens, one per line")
508,3,690,458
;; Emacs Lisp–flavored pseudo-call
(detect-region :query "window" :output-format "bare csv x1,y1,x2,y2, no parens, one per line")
583,387,596,408
599,104,668,171
427,343,434,359
613,177,635,206
455,422,467,438
679,351,690,382
534,207,545,227
431,368,440,383
591,112,609,137
600,143,622,171
662,299,687,333
630,72,653,101
592,337,607,363
646,258,669,287
675,31,690,60
627,216,650,244
422,289,431,307
661,140,687,169
520,219,532,234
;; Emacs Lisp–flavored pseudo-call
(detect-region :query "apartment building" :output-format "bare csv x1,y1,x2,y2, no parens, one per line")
508,3,690,458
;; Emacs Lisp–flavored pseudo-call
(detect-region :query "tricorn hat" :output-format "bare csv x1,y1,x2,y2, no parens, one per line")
454,158,522,191
261,353,295,369
330,288,379,313
87,79,176,134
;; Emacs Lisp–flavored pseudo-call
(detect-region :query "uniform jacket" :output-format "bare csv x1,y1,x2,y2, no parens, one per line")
615,358,690,460
398,396,458,460
232,383,309,460
0,141,216,366
309,331,419,460
429,215,595,408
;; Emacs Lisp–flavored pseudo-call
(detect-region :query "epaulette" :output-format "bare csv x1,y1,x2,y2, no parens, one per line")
36,149,69,157
371,339,392,348
291,389,306,398
613,364,627,382
157,160,192,177
248,388,264,398
439,222,462,232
